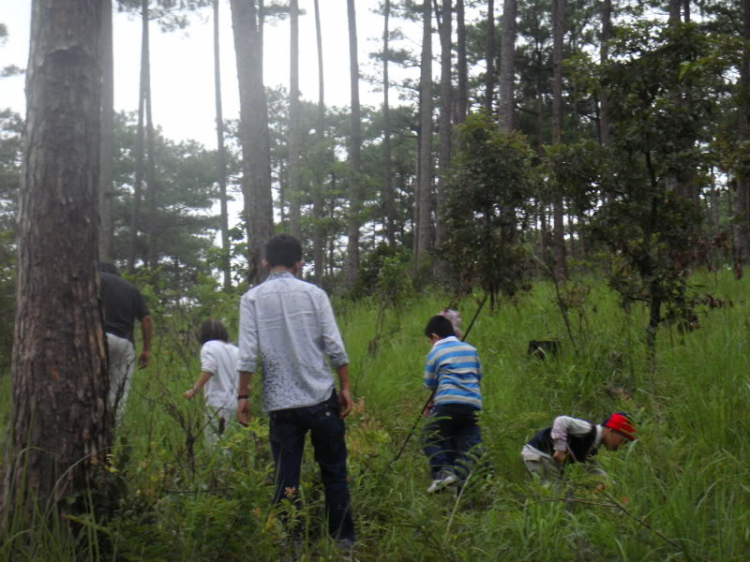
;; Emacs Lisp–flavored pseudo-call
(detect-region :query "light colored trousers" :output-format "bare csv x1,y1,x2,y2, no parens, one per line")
107,332,135,425
524,456,562,484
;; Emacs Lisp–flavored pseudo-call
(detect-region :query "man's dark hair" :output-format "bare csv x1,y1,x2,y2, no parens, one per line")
196,319,230,345
99,262,120,276
266,234,302,268
424,315,456,339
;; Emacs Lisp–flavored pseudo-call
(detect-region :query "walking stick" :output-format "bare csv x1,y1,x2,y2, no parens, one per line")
387,293,489,467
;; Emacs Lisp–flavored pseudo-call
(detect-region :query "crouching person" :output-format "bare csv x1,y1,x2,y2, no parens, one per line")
422,315,484,493
521,412,636,486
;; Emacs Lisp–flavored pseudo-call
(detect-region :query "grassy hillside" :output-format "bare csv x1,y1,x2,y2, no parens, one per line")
2,271,749,561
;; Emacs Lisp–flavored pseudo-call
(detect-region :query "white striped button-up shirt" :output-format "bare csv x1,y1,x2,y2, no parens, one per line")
238,272,349,412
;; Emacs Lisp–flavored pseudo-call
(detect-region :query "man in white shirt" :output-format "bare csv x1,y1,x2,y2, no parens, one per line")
237,234,355,545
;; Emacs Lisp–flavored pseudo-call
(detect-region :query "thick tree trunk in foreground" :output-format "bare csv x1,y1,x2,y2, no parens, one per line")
288,0,302,240
3,0,109,515
214,0,231,291
552,0,567,282
346,0,362,289
99,0,114,261
230,0,274,284
313,0,326,284
498,0,516,132
416,0,434,263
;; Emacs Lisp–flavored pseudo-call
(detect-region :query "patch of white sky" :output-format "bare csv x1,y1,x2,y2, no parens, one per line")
0,1,479,147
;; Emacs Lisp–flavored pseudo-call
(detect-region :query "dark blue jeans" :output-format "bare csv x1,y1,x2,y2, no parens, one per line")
269,391,355,541
422,404,482,479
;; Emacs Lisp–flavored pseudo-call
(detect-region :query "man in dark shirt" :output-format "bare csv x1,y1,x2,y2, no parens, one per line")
99,263,152,424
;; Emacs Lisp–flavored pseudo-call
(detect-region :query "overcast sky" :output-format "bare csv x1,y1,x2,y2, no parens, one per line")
1,0,430,148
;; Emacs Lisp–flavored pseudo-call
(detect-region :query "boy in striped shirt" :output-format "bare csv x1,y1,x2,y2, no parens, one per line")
422,315,483,493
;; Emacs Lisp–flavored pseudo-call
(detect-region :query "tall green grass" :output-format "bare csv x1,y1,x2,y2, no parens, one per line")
1,270,749,560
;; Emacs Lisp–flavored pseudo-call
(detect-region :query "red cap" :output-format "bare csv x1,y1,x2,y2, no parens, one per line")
602,412,636,441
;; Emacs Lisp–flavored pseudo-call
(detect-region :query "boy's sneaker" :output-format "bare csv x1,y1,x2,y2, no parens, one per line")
427,472,458,493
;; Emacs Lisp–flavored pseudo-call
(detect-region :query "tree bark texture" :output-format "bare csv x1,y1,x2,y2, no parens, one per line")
735,0,750,276
288,0,302,240
214,0,231,291
552,0,564,145
230,0,274,285
382,0,396,247
143,0,158,270
417,0,434,262
666,0,696,204
498,0,517,132
346,0,362,289
484,0,496,115
127,8,148,273
456,0,468,124
539,201,549,261
435,0,452,258
599,0,613,202
99,0,114,262
313,0,326,284
552,0,567,282
4,0,109,514
668,0,682,25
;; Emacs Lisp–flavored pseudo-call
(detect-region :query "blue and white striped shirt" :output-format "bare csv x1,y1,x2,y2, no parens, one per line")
424,336,482,409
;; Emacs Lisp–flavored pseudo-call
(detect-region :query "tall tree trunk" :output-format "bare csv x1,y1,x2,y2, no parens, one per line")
328,172,338,280
484,0,496,115
736,0,750,278
552,0,567,282
313,0,326,284
258,0,265,74
230,0,274,285
413,137,421,257
536,46,545,151
99,0,114,262
127,6,149,273
456,0,468,124
552,0,564,143
417,0,434,265
435,0,451,261
278,161,287,229
599,0,613,202
383,0,396,247
668,0,681,24
288,0,302,240
666,0,695,202
214,0,231,291
3,0,109,515
539,201,549,261
143,0,158,270
498,0,517,132
346,0,362,289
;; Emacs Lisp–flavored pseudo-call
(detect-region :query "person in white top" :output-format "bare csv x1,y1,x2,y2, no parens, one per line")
184,319,239,447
